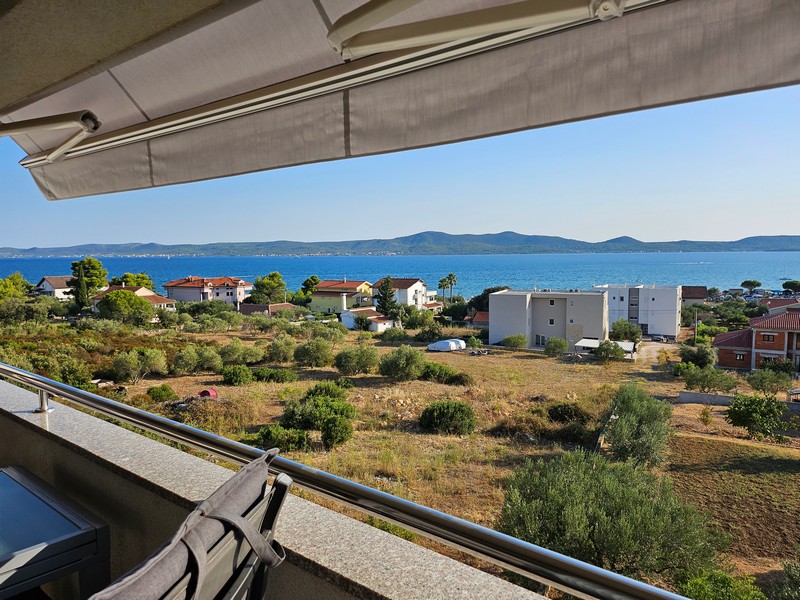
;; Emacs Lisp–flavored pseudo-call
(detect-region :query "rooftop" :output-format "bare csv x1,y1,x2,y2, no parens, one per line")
712,329,754,348
164,276,253,288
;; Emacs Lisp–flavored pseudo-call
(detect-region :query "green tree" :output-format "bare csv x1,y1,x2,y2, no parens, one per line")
446,273,458,302
379,345,426,381
375,276,399,318
268,334,296,363
301,275,320,294
605,384,672,467
769,553,800,600
679,569,767,600
113,348,168,383
684,366,738,394
438,277,449,301
334,346,378,375
609,319,642,344
782,280,800,294
679,344,716,368
747,369,792,395
740,280,762,295
502,334,528,349
725,393,787,440
68,257,108,297
72,265,91,308
467,286,509,312
294,338,334,367
595,340,625,362
499,451,718,582
172,344,200,374
544,337,568,356
248,272,287,304
96,289,155,326
109,272,154,289
0,272,33,300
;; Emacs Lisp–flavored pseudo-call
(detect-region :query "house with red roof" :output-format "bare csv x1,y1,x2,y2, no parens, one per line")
714,305,800,371
163,276,253,305
33,276,73,302
760,297,800,314
464,311,490,329
681,286,708,307
372,278,438,310
307,280,373,314
91,285,176,313
340,307,395,333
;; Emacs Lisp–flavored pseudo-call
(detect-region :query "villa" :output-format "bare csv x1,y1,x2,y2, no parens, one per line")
163,276,253,305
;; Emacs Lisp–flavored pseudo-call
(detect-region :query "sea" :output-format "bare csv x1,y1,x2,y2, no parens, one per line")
1,252,798,299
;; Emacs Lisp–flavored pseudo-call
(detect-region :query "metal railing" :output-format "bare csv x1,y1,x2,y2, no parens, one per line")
0,362,686,600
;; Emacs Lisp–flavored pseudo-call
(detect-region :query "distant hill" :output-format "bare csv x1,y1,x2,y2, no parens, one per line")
1,232,799,258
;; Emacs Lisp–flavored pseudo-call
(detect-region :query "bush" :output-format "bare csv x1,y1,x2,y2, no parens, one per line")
414,323,443,343
419,401,476,435
294,338,334,367
380,327,408,342
679,344,716,368
747,369,793,395
113,347,168,383
446,372,475,386
544,337,568,356
257,424,311,452
305,381,348,401
725,393,787,440
379,345,426,381
684,366,738,393
465,336,482,349
334,376,355,389
267,333,296,363
679,569,767,600
357,331,373,341
499,450,718,582
547,402,590,425
321,415,353,449
252,367,298,383
605,384,672,467
240,344,265,364
221,365,254,385
219,339,244,365
769,555,800,600
502,334,527,349
309,322,346,344
282,396,356,430
334,346,378,375
147,384,179,403
595,340,625,362
762,357,797,375
196,346,223,373
673,361,698,378
420,361,458,383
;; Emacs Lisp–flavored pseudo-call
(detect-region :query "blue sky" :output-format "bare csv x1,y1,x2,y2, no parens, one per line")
2,85,798,248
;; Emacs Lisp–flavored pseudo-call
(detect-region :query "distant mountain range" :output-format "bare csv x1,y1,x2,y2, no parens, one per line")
1,232,800,258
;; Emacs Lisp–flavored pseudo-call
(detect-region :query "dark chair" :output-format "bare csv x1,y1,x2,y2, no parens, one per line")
90,449,291,600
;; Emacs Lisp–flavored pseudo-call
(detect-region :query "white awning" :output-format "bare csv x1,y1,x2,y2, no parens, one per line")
576,339,635,353
1,0,799,200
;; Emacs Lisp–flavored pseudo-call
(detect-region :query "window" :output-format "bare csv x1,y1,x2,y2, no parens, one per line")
652,297,656,301
735,353,745,361
762,334,775,343
569,300,574,307
569,319,574,324
548,318,555,326
549,299,555,306
620,295,625,301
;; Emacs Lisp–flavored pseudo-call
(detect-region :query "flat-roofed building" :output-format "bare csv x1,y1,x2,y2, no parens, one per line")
594,284,681,338
489,289,608,351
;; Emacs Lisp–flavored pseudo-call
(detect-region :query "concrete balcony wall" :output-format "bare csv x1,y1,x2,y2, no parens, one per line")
0,380,542,600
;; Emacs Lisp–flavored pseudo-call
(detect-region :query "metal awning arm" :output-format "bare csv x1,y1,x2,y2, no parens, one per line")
0,110,100,163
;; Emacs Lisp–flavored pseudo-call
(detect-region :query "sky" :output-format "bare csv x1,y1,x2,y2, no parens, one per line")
1,84,799,248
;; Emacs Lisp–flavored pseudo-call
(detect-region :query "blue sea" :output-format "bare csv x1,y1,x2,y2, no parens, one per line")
0,252,798,299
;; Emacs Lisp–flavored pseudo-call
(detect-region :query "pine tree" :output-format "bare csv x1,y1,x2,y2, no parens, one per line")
74,265,90,308
375,276,398,317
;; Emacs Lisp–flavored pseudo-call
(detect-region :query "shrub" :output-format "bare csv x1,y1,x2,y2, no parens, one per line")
240,344,265,364
679,569,767,600
769,555,800,600
113,347,168,383
547,402,591,425
421,361,458,383
282,396,356,430
414,323,443,343
379,345,426,381
446,372,475,386
334,346,378,375
305,381,348,401
357,331,373,341
257,424,311,452
465,336,482,349
595,340,625,362
294,338,334,367
172,344,199,374
309,322,346,344
679,344,716,368
267,333,296,363
334,376,355,389
219,339,244,365
605,384,672,467
609,319,643,343
380,327,408,342
699,405,714,426
502,334,527,349
499,450,718,582
747,369,793,395
147,384,179,403
762,357,797,375
544,337,568,356
684,366,738,393
419,401,476,435
252,367,298,383
725,393,787,440
673,361,698,378
221,365,254,386
321,415,353,449
196,346,223,373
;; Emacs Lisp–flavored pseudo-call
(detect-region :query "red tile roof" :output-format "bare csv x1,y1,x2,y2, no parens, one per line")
750,311,800,331
712,329,752,348
142,294,175,305
760,298,800,310
164,276,253,288
373,277,423,290
681,286,708,299
312,291,359,297
315,280,370,291
423,302,443,309
93,285,150,299
37,276,72,289
345,308,391,322
472,311,490,324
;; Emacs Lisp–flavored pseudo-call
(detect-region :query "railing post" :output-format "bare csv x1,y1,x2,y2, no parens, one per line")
34,389,55,413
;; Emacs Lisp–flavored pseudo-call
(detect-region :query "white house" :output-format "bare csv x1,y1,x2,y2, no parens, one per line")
340,307,395,333
593,284,681,338
33,276,73,301
91,285,176,313
163,276,253,305
489,289,608,351
372,278,437,310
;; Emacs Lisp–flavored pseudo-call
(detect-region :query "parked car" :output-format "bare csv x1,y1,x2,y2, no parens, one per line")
651,335,665,342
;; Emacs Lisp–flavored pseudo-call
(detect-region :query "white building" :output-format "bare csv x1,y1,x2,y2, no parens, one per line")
163,276,253,305
33,276,73,301
340,308,395,333
372,278,437,310
593,284,681,338
489,289,608,351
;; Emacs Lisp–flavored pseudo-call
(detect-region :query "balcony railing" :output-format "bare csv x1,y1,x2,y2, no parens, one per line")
0,361,685,600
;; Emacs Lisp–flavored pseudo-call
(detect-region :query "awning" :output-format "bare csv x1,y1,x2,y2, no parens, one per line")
1,0,799,200
576,338,635,353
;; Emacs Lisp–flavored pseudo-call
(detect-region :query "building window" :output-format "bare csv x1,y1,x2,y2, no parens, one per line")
548,318,555,326
652,297,656,301
549,299,555,306
569,300,574,307
735,353,745,361
569,319,574,324
762,334,775,343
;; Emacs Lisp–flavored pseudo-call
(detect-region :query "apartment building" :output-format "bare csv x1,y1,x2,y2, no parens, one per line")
163,276,253,305
489,289,608,351
593,284,681,338
715,306,800,372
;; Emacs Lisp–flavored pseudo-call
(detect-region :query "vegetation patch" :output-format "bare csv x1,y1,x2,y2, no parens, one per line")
419,401,476,435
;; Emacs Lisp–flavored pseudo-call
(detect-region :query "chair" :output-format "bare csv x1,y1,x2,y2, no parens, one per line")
90,449,291,600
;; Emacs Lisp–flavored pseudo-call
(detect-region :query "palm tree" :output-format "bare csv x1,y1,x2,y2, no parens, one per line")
438,277,449,303
446,273,458,302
